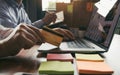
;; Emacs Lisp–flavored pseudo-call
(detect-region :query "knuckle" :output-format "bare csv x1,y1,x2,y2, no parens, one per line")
19,23,26,29
16,29,24,33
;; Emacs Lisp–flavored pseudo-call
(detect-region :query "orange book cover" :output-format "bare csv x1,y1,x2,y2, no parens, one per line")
76,60,114,74
41,26,63,46
47,53,74,62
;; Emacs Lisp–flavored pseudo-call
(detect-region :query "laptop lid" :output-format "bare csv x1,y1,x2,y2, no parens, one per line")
84,2,120,52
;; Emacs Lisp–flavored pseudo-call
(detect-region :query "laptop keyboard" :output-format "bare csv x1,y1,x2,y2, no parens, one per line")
67,39,94,48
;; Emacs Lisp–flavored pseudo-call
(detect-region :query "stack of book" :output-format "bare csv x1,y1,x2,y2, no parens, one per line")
38,53,74,75
75,53,114,75
38,53,114,75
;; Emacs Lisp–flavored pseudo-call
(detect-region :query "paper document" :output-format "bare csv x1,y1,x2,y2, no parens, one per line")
95,0,117,17
50,11,64,25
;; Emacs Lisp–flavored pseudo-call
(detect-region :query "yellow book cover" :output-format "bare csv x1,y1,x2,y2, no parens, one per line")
75,53,104,62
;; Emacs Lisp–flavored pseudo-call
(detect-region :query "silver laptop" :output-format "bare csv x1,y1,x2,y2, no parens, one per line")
38,4,120,53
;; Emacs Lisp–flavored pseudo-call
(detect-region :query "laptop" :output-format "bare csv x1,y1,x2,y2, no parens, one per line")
38,4,120,53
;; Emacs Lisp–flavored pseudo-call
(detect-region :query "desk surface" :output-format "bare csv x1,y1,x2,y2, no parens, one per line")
0,41,120,75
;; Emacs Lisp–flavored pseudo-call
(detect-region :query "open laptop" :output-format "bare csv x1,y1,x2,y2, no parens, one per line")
38,4,120,53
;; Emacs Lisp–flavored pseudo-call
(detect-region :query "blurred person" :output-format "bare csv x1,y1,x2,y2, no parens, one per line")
0,0,75,58
0,0,75,40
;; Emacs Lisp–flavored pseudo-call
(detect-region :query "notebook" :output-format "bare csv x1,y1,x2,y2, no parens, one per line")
75,53,104,62
47,53,73,62
76,60,114,74
38,61,74,75
50,11,64,25
38,3,120,53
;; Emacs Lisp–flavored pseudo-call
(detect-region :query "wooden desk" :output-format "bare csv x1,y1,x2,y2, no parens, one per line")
0,37,120,75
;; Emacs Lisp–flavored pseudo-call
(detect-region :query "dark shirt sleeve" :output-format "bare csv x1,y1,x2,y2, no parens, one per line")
32,20,45,28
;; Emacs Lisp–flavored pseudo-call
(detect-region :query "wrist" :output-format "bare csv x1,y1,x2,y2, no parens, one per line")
0,28,14,40
42,18,47,25
0,41,11,57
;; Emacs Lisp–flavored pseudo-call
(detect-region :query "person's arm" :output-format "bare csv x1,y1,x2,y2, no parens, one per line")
0,25,14,57
0,24,75,58
32,20,45,28
0,23,45,58
0,25,13,40
32,12,57,28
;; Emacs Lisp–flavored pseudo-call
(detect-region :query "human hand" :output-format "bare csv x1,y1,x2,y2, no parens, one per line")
42,12,57,25
52,28,75,41
0,23,45,56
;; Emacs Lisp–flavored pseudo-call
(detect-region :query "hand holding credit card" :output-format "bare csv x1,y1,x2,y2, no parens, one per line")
41,26,63,46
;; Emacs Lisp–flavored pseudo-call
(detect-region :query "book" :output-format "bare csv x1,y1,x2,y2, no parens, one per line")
47,53,74,62
75,53,104,62
76,60,114,74
41,26,63,46
38,61,74,75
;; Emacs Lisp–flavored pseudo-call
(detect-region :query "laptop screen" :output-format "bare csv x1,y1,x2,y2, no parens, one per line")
85,4,120,49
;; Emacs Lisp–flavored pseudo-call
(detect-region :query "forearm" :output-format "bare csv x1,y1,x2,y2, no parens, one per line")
0,27,14,58
0,26,13,40
32,20,45,28
0,41,11,58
